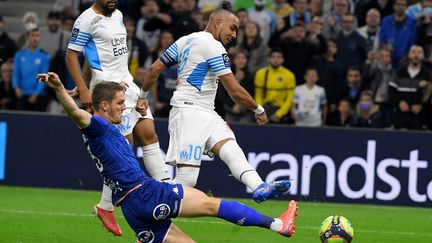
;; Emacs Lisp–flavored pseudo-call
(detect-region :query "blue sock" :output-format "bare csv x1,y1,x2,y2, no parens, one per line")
217,200,274,228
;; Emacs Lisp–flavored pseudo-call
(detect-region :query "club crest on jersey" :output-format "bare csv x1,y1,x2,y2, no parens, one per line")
70,28,79,42
138,230,155,243
222,53,230,67
153,204,170,220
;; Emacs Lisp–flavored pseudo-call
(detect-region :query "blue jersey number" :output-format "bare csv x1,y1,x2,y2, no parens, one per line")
178,48,191,73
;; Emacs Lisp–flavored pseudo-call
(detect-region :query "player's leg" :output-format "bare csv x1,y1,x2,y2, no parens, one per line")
134,117,170,181
208,115,291,203
164,224,195,243
179,186,298,237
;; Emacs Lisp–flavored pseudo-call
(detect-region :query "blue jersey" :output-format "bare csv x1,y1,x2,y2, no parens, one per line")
81,116,149,205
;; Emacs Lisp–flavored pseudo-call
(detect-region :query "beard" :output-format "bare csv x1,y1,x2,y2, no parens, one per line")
103,1,116,14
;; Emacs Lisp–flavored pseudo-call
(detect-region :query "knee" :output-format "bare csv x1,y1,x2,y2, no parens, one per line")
202,197,220,216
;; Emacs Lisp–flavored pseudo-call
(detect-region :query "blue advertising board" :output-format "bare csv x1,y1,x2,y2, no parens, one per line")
1,111,432,207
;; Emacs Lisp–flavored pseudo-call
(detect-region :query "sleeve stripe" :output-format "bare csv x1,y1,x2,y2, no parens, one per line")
69,42,85,46
211,65,225,70
73,40,87,45
74,38,89,43
76,36,90,41
78,31,92,37
207,59,224,64
166,49,177,57
207,56,221,62
213,67,228,72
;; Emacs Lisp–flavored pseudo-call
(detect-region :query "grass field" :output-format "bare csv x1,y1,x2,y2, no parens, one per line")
1,185,431,243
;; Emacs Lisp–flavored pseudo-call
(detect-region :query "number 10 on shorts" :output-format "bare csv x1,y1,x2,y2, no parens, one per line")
179,145,202,161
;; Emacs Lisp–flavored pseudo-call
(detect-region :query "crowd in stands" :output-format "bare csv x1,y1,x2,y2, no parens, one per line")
1,0,432,130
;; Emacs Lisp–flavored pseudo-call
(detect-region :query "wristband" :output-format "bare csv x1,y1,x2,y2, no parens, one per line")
254,105,265,115
139,89,149,99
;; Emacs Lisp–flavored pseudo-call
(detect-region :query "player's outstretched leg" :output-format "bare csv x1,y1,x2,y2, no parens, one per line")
180,186,298,238
252,180,292,203
94,184,122,236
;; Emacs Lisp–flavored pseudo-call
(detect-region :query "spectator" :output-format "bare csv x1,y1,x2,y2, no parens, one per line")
360,0,394,25
379,0,417,68
416,9,432,55
237,21,270,75
124,18,148,78
53,0,93,18
248,0,278,43
310,38,344,113
323,0,350,39
137,0,161,56
310,0,324,17
270,24,326,84
363,48,395,127
17,12,39,49
0,61,16,110
151,31,177,118
0,16,18,63
62,15,76,32
280,0,312,31
269,0,293,18
292,67,328,126
254,48,296,123
406,0,432,19
327,98,355,126
144,0,200,41
186,0,199,11
340,67,365,105
232,8,249,47
354,90,384,127
217,51,255,123
357,8,381,52
40,11,70,57
389,45,432,130
335,14,368,73
12,28,50,111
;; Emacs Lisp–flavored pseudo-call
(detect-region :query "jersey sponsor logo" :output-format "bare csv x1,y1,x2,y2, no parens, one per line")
138,230,155,243
0,122,7,180
91,16,102,25
153,204,171,220
111,37,128,56
70,28,79,42
222,53,230,68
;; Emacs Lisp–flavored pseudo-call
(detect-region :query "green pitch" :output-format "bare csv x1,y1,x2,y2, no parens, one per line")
0,185,431,243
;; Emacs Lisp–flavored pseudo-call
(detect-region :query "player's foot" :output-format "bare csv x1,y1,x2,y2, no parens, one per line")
93,205,122,236
252,180,291,203
277,200,298,237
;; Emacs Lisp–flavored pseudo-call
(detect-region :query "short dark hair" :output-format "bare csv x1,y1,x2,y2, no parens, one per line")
92,82,124,111
47,11,62,20
269,47,283,56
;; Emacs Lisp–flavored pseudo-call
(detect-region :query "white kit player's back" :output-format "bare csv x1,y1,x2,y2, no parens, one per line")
162,31,232,111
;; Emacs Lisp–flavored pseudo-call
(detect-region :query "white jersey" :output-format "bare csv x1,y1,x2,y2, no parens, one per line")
68,8,133,89
293,84,327,127
160,31,232,110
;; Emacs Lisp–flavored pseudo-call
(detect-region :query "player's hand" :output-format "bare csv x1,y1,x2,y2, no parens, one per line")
79,88,92,109
68,87,79,97
136,97,148,116
37,72,62,89
255,112,268,125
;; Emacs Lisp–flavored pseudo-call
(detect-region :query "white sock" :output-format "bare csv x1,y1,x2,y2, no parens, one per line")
142,142,170,181
218,140,264,191
172,166,200,187
270,218,283,232
98,184,114,211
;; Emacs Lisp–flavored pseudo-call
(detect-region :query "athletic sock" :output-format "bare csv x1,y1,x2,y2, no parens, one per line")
217,200,274,228
172,166,200,187
98,184,114,211
142,142,170,181
218,140,264,190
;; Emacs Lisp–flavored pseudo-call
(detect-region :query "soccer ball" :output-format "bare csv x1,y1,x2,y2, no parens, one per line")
319,215,354,243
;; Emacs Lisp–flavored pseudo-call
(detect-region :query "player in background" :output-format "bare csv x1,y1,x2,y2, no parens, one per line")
136,9,292,203
38,72,298,242
65,0,168,236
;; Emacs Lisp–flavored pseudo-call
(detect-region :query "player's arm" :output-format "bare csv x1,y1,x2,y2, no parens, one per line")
65,49,92,107
38,72,91,128
135,59,167,115
219,73,268,125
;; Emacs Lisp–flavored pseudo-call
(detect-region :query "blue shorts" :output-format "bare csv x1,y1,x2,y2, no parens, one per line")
120,179,184,243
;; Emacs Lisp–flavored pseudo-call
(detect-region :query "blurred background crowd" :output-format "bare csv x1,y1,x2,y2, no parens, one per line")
1,0,432,130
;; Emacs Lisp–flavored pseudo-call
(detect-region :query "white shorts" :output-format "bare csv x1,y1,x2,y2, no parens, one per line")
116,82,153,136
166,106,235,166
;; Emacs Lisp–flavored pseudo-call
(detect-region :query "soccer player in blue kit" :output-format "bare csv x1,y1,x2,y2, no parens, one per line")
38,72,298,242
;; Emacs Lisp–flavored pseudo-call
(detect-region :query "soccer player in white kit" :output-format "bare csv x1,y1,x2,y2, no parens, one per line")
136,9,293,203
65,0,169,236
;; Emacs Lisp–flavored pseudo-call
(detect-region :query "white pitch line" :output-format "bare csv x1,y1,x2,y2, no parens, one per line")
1,209,432,238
